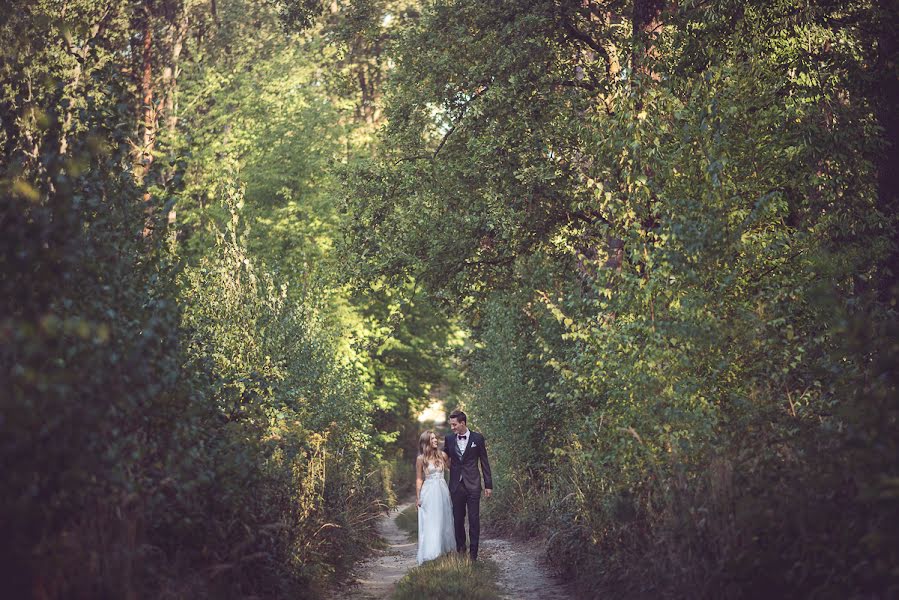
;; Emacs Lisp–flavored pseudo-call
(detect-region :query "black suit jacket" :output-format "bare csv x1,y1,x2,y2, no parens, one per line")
443,430,493,493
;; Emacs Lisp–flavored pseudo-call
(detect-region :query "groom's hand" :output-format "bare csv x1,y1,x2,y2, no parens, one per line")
484,489,492,498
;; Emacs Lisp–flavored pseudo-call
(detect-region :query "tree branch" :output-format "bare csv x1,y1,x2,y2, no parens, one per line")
393,85,490,165
569,209,612,227
433,85,489,159
463,254,516,268
559,17,613,78
555,79,598,92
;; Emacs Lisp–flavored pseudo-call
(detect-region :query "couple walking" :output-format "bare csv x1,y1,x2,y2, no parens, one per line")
415,410,493,565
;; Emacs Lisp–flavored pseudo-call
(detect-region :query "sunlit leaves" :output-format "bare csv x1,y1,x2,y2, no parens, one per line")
340,0,897,594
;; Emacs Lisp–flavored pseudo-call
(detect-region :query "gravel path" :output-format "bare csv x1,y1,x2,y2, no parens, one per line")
329,500,417,599
480,533,574,600
330,499,575,600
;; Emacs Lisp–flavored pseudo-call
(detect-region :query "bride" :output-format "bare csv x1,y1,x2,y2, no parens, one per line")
415,430,455,565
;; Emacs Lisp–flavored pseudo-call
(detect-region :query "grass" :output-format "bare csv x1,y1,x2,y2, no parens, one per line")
395,502,419,538
392,554,502,600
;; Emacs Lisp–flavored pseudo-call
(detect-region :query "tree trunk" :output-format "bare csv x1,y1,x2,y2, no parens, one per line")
162,7,188,136
60,10,112,156
138,5,156,180
631,0,664,81
876,7,899,301
601,1,665,274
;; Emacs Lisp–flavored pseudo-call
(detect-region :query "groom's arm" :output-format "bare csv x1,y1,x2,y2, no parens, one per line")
478,434,493,494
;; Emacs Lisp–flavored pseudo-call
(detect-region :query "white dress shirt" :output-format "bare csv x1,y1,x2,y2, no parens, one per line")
455,428,470,456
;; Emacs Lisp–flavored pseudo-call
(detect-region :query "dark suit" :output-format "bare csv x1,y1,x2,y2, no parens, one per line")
443,430,493,560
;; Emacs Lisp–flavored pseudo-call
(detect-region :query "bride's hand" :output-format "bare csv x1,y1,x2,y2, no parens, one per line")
417,498,422,507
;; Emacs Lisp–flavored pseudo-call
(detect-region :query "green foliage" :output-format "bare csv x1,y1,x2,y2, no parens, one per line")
346,279,466,453
174,180,384,594
171,0,350,275
172,0,460,464
273,0,327,31
1,3,185,595
343,0,899,597
0,1,400,597
5,0,896,597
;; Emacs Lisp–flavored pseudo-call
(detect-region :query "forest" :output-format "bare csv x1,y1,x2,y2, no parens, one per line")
1,0,897,598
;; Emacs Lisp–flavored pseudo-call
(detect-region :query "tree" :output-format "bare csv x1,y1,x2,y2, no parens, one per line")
341,0,898,595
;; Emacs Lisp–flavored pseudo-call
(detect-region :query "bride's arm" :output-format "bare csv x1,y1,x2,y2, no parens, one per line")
415,455,424,507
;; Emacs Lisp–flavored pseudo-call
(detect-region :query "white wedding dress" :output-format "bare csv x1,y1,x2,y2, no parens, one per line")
417,460,456,565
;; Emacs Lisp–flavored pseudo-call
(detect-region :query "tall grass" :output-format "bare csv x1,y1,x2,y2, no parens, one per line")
395,504,419,538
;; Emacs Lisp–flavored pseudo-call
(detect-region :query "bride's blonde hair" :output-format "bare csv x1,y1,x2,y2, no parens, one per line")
418,430,446,468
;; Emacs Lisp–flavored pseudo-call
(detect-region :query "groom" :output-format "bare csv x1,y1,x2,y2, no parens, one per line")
443,410,493,561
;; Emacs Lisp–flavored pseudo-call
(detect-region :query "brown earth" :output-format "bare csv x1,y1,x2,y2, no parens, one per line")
480,534,573,600
329,500,418,600
330,499,574,600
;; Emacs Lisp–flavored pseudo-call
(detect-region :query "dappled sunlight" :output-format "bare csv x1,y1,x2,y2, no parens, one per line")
417,398,447,425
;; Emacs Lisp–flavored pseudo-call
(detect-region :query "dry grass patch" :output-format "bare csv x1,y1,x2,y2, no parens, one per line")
393,553,501,600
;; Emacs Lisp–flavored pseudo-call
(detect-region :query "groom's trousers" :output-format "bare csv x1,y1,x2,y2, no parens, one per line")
451,480,481,560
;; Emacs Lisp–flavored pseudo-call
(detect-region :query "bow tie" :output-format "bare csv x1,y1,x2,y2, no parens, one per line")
458,435,467,440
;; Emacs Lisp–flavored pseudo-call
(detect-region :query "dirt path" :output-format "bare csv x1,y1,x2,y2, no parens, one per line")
331,499,574,600
480,533,574,600
329,500,417,599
